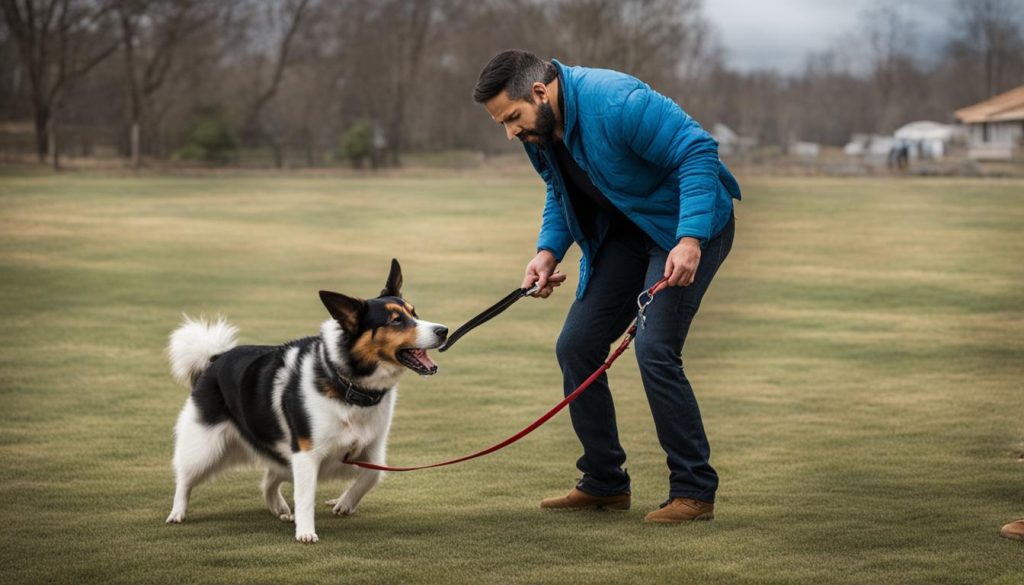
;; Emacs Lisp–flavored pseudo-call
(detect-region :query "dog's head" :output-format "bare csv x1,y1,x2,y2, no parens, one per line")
319,259,447,378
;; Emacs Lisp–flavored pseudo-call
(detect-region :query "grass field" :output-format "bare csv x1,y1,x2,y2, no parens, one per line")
1,170,1022,584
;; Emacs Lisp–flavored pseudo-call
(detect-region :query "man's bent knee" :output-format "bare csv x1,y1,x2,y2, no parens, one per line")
556,328,609,370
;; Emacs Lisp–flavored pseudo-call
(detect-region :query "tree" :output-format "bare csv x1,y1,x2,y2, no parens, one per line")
1,0,120,166
115,0,214,168
554,0,709,93
948,0,1024,100
859,4,920,132
338,0,435,167
242,0,310,168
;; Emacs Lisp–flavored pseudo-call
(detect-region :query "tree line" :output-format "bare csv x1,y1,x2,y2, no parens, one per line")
1,0,1022,169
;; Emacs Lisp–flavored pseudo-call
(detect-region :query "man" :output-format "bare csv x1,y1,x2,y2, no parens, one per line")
473,50,741,523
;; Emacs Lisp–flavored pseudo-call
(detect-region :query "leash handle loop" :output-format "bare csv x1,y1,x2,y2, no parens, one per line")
438,284,534,352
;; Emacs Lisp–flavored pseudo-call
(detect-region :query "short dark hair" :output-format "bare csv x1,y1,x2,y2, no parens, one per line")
473,50,558,104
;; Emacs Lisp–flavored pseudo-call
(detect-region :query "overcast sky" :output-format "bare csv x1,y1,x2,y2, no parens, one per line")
703,0,960,73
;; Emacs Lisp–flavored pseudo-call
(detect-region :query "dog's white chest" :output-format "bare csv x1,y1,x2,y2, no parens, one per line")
309,390,395,458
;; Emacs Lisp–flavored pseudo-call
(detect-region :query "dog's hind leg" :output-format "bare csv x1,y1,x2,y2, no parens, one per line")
262,468,293,522
166,399,238,523
327,440,385,516
327,468,382,516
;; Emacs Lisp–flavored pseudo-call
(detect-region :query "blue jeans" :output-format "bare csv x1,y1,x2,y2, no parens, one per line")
555,216,734,502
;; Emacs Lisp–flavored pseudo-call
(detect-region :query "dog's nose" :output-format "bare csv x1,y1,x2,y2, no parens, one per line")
434,326,448,339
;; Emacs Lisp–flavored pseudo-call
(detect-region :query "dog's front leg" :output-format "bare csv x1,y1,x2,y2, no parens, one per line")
292,451,321,543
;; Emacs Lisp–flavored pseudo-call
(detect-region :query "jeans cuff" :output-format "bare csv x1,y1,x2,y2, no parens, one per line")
669,489,715,504
577,472,631,497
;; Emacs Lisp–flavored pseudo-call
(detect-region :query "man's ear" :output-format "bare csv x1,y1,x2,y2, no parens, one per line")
319,291,364,334
532,81,548,102
380,258,403,298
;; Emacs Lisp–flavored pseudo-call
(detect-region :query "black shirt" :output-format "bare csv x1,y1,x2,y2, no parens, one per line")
551,70,640,238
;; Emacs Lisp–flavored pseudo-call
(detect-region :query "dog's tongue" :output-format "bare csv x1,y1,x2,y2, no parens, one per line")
410,348,437,372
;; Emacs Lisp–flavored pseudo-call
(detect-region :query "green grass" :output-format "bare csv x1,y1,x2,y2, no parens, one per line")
1,171,1022,584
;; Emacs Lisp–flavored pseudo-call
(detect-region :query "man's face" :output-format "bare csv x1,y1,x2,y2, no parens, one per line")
485,90,557,146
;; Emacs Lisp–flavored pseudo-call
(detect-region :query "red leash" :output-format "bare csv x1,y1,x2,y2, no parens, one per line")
343,277,670,472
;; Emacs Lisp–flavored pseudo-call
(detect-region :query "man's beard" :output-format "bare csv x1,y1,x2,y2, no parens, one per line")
519,101,557,146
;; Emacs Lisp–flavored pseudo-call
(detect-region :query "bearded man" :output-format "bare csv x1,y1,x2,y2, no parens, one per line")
473,50,741,523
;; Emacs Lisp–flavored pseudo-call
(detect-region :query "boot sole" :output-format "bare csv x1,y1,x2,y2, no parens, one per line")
644,511,715,523
540,501,631,511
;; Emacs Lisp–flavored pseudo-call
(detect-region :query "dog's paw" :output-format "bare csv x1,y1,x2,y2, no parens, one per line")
295,531,319,544
270,502,293,521
165,510,186,524
328,498,356,516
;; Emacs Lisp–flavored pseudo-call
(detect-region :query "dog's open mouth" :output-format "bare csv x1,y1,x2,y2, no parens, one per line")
397,348,438,375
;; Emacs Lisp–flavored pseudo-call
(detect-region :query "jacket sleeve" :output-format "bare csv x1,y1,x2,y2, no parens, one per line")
535,159,574,261
618,86,720,244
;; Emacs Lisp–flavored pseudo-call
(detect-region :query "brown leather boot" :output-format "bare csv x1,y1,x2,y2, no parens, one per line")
644,497,715,523
1000,519,1024,541
540,488,631,510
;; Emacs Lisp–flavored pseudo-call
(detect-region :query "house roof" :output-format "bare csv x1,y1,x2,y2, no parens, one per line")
955,85,1024,123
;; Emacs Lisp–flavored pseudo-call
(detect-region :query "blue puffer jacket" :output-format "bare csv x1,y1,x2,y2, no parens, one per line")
526,59,741,299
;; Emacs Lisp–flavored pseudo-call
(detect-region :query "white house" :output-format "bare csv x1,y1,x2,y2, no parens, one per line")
711,123,757,156
843,133,895,164
954,85,1024,161
892,121,966,160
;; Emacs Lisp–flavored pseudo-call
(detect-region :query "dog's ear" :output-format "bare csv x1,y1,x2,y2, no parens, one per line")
380,258,403,298
319,291,364,334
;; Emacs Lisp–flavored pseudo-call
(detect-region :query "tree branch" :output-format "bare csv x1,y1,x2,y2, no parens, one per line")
246,0,310,126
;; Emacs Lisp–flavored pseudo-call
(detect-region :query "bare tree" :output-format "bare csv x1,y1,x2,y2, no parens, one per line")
553,0,709,93
949,0,1024,100
328,0,439,167
115,0,215,167
242,0,309,167
859,4,920,132
1,0,120,166
382,0,434,167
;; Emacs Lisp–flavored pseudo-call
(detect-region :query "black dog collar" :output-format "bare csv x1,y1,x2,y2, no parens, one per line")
337,377,389,407
318,349,390,407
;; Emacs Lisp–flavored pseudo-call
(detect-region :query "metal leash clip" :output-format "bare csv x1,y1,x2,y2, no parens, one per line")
636,288,655,330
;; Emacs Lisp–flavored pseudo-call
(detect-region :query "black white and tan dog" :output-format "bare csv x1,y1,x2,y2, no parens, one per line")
165,260,446,543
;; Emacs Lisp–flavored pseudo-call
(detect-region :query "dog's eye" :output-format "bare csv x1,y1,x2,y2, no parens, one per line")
388,316,403,327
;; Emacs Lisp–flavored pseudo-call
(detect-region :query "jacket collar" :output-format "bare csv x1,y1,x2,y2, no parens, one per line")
552,59,576,146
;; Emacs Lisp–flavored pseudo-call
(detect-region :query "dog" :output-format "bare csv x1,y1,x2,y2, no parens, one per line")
165,259,447,543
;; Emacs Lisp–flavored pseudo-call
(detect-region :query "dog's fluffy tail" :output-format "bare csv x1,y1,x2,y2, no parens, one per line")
168,315,239,387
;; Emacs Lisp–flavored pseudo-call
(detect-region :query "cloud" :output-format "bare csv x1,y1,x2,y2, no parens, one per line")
704,0,957,73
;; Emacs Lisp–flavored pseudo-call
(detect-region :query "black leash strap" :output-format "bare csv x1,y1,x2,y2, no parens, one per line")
438,283,539,352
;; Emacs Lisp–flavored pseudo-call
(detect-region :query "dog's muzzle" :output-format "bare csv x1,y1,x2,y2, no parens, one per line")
398,326,447,375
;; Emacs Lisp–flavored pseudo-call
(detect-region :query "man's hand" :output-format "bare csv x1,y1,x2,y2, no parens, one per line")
522,250,566,298
664,237,701,287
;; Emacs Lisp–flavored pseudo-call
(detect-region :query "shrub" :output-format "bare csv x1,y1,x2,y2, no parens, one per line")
179,107,238,164
340,118,374,168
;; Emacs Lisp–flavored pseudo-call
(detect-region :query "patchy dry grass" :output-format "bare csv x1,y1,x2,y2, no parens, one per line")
1,172,1022,585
